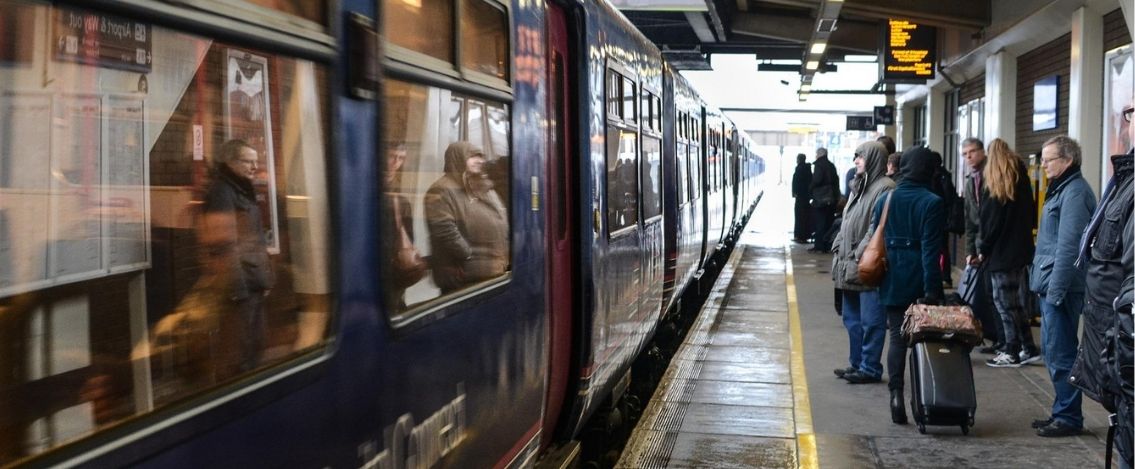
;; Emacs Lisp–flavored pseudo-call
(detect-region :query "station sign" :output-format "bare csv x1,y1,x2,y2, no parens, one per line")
53,6,152,73
881,19,935,82
846,115,875,131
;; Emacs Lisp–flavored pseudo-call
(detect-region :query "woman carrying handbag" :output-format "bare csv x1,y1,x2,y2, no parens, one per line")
872,146,946,424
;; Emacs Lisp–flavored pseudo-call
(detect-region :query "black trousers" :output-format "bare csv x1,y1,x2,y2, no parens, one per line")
886,304,910,391
811,205,835,251
794,199,812,240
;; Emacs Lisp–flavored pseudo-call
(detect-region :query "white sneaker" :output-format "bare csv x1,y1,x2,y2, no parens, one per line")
986,351,1022,368
1019,349,1042,365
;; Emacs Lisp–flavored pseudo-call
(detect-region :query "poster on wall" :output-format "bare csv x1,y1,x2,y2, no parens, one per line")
50,94,103,280
0,92,52,295
223,49,280,254
106,96,150,271
1103,44,1133,184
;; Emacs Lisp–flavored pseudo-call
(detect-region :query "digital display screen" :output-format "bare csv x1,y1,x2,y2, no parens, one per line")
882,19,936,82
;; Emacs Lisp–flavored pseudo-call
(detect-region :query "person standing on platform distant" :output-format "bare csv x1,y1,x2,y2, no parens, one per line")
809,147,839,253
963,138,1005,355
792,153,813,243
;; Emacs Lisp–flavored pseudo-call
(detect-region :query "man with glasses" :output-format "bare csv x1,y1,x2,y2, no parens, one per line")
202,139,275,374
1070,102,1134,465
1028,136,1096,437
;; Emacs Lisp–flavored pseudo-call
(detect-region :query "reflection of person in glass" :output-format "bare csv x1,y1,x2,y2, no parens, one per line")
201,139,274,372
426,142,508,293
382,143,426,311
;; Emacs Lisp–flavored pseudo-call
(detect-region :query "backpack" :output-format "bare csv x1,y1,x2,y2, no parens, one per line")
931,167,965,234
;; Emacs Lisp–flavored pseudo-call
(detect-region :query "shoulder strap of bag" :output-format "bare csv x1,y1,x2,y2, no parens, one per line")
877,191,893,231
1106,413,1117,468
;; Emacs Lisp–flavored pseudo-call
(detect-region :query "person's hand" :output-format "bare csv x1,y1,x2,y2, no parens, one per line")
966,254,982,266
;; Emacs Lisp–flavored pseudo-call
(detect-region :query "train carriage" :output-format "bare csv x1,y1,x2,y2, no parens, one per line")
0,0,761,467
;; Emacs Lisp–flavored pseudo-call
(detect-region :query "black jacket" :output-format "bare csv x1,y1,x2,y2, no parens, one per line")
809,156,839,207
202,165,275,298
791,163,812,201
977,159,1036,271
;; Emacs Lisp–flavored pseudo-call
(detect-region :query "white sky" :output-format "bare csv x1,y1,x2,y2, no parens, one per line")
681,54,888,133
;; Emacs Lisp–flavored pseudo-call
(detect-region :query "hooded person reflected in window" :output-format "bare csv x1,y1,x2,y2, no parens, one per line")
200,139,274,373
425,142,509,293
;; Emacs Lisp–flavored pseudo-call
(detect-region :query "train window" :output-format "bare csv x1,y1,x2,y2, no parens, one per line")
641,136,662,219
447,97,465,142
622,77,636,123
0,6,333,464
381,80,512,313
606,70,622,119
689,142,702,200
606,126,638,233
653,96,662,132
460,0,509,80
641,92,651,129
384,0,455,64
676,146,688,204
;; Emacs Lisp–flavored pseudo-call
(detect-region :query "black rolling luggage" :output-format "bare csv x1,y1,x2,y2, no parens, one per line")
908,340,977,434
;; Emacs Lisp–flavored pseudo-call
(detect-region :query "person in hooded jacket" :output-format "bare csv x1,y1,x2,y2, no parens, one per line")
977,138,1040,368
426,142,510,293
874,146,946,425
831,141,895,384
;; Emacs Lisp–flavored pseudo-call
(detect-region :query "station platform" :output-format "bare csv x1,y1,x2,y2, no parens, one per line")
618,186,1116,468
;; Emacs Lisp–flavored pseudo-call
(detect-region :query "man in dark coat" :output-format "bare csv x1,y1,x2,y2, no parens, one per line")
1070,103,1134,465
202,139,275,374
809,147,839,252
791,153,812,242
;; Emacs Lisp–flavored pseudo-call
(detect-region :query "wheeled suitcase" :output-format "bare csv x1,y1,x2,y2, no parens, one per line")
908,340,977,434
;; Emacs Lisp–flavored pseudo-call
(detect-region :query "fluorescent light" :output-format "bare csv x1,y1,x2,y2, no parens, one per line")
800,84,812,92
805,60,819,70
810,42,827,54
844,54,877,62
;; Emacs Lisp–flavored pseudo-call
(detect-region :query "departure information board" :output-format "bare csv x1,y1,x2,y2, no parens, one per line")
882,19,935,82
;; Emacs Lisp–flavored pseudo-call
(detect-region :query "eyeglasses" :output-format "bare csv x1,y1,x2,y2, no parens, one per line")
1124,107,1134,123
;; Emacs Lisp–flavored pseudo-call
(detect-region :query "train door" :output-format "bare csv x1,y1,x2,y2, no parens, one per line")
543,1,576,444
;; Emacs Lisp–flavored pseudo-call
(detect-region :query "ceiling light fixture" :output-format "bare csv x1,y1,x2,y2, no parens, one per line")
805,60,819,70
810,42,827,55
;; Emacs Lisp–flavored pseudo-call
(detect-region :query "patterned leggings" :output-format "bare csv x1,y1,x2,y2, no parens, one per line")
989,266,1037,355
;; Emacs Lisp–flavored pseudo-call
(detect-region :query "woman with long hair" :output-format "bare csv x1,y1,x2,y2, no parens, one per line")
978,138,1040,367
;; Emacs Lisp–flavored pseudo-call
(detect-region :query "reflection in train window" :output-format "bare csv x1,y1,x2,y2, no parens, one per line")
381,80,512,315
384,0,454,64
0,6,333,464
606,126,639,233
460,0,509,80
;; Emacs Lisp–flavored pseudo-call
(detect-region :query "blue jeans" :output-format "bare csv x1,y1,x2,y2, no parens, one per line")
842,290,886,378
1040,292,1083,428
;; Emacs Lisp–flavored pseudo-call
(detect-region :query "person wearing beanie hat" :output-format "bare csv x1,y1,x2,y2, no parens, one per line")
872,145,946,424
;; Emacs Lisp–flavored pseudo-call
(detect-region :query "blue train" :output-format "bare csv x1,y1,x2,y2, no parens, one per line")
0,0,761,467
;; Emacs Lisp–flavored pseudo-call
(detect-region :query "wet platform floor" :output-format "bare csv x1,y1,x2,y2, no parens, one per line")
618,209,1116,468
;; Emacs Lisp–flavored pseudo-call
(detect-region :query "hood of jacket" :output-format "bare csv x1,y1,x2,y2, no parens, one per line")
849,141,888,201
443,142,484,180
900,146,937,184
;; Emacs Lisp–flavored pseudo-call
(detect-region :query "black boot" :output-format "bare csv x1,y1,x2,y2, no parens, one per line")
890,389,907,424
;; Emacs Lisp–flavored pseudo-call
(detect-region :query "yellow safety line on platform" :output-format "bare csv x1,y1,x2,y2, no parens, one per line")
786,247,818,469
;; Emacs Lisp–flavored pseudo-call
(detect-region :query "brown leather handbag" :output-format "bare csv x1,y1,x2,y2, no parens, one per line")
857,191,892,287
